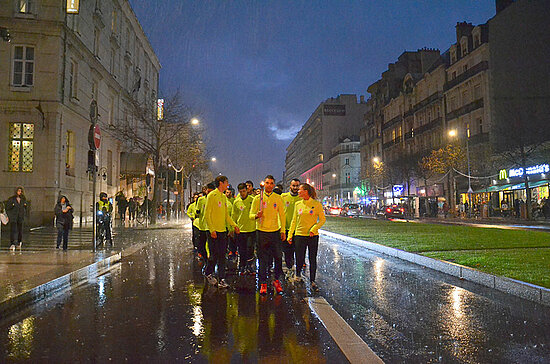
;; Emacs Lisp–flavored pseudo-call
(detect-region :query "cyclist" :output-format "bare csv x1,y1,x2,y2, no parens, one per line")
97,192,113,246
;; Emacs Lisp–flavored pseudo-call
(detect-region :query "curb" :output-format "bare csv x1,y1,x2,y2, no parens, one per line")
320,230,550,307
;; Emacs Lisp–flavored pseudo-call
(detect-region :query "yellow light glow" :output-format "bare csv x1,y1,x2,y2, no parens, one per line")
448,129,457,137
372,157,380,164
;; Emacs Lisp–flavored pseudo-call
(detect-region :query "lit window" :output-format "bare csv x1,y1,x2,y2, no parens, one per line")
8,123,34,172
12,45,34,86
18,0,32,13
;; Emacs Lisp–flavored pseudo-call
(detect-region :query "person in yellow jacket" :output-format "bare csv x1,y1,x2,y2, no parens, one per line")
187,193,200,253
204,175,239,288
232,182,257,274
288,182,326,291
281,178,301,275
249,175,286,295
225,188,238,259
196,184,214,262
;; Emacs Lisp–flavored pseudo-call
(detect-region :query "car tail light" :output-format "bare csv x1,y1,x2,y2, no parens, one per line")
386,208,391,213
400,208,404,212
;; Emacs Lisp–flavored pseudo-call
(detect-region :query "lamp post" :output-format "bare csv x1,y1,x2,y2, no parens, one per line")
372,157,383,208
449,128,473,217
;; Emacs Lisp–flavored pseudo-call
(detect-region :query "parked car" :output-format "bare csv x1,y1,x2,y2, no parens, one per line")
326,206,342,216
384,204,406,218
340,203,361,217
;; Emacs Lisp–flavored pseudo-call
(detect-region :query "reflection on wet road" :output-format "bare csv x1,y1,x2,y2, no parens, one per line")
316,235,550,363
0,226,346,362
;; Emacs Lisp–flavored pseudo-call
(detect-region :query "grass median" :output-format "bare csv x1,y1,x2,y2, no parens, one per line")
322,216,550,288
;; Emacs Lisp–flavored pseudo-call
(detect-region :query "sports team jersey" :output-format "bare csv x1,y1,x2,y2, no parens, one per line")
281,192,301,231
232,195,256,232
249,191,285,232
195,195,208,231
288,198,326,240
205,188,237,233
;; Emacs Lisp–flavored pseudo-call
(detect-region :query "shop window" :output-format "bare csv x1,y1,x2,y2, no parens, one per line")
8,123,34,172
12,45,34,87
65,130,75,176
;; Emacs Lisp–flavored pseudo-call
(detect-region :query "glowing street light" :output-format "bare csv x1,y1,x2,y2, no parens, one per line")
372,157,380,164
448,129,457,137
191,118,200,125
211,157,216,162
332,173,337,178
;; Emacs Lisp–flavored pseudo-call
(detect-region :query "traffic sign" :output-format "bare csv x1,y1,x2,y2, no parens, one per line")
93,124,101,149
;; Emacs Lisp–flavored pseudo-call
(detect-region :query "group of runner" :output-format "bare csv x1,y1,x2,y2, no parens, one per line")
186,174,326,295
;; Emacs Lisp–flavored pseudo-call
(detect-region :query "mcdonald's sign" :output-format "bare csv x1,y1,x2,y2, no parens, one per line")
499,169,507,180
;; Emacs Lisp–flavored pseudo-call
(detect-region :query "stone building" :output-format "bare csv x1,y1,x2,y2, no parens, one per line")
0,0,160,225
284,94,368,200
321,137,361,205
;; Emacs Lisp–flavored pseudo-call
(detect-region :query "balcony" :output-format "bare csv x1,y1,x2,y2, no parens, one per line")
446,99,484,120
444,61,488,91
382,114,402,131
382,135,403,149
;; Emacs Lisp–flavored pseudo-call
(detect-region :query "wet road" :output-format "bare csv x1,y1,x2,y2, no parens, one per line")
316,235,550,363
0,225,346,362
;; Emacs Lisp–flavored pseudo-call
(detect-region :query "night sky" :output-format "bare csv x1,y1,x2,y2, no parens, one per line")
129,0,495,186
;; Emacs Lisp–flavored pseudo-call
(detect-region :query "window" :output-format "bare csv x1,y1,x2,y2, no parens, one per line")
17,0,32,13
478,118,483,134
463,64,468,73
449,96,456,111
92,79,99,102
474,84,481,100
474,34,480,48
462,90,469,105
8,123,34,172
108,97,115,125
94,28,100,57
69,60,78,99
391,129,396,141
111,9,117,32
345,172,351,185
461,41,468,57
12,45,34,87
107,150,113,185
110,48,116,74
451,71,456,80
345,158,349,165
69,13,80,34
65,130,75,176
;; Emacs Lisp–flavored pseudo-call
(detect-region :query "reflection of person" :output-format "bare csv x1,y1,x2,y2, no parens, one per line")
54,195,74,250
97,192,113,245
250,175,286,295
288,183,326,291
6,186,28,251
204,176,239,288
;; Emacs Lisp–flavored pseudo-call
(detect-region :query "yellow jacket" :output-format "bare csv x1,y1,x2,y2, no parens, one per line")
249,191,285,232
232,195,256,232
281,192,301,231
195,196,208,231
187,202,196,220
205,189,237,233
288,198,326,240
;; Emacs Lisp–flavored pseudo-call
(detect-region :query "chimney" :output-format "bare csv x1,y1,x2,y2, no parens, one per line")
360,95,365,103
456,22,474,42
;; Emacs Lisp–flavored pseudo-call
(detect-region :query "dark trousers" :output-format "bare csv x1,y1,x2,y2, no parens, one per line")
281,229,295,269
236,232,256,271
198,230,208,259
228,233,237,254
192,225,199,250
9,221,23,245
204,231,228,279
258,230,282,284
56,227,70,250
295,235,319,282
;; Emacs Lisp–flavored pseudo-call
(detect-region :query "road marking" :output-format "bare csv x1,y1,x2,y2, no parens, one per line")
308,296,384,364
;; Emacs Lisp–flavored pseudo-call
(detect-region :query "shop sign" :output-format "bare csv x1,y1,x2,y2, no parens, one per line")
506,163,549,179
392,185,404,196
323,104,346,116
157,99,164,120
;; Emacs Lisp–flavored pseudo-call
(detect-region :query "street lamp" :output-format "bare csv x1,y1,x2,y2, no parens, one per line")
449,128,473,216
211,157,216,162
191,118,200,126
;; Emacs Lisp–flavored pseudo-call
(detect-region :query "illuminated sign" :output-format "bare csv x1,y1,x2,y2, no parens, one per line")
507,164,549,179
392,185,404,196
66,0,80,13
157,99,164,121
499,169,507,180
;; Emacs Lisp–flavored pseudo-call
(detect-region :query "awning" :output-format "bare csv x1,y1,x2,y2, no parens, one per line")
472,184,512,193
473,180,550,193
528,180,550,188
120,152,148,175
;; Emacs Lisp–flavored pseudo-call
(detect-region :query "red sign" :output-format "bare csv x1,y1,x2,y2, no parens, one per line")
93,124,101,149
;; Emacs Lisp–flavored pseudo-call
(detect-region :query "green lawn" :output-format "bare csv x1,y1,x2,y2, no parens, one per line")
322,216,550,288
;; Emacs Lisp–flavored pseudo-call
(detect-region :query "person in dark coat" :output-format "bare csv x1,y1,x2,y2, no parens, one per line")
54,195,74,250
5,186,28,251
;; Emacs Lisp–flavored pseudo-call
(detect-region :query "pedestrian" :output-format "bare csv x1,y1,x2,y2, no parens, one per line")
514,199,521,218
187,193,200,253
232,183,257,274
288,183,326,291
443,201,449,218
128,197,137,221
54,195,74,250
5,186,28,251
115,191,128,223
204,176,239,288
281,178,301,279
225,188,238,260
542,199,550,220
196,185,214,262
250,175,286,295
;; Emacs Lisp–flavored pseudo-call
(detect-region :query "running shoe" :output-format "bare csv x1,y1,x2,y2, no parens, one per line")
206,274,218,286
259,283,268,295
273,279,283,294
218,279,229,289
311,281,320,291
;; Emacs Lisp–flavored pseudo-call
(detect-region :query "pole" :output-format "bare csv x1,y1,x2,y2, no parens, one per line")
92,150,97,251
466,135,473,217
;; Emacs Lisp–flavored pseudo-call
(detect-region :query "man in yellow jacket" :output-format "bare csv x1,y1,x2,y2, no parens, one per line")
204,175,239,288
250,175,286,295
281,178,301,276
187,192,200,253
232,182,257,274
196,184,214,262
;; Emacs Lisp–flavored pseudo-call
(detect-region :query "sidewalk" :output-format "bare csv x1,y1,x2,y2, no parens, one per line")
0,224,159,321
417,216,550,231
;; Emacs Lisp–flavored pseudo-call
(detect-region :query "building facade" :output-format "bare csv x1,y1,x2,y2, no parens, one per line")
0,0,160,225
321,137,361,205
284,94,368,201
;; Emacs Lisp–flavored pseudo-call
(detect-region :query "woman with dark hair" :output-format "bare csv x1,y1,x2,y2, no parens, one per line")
6,186,28,251
54,195,74,250
287,183,326,291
